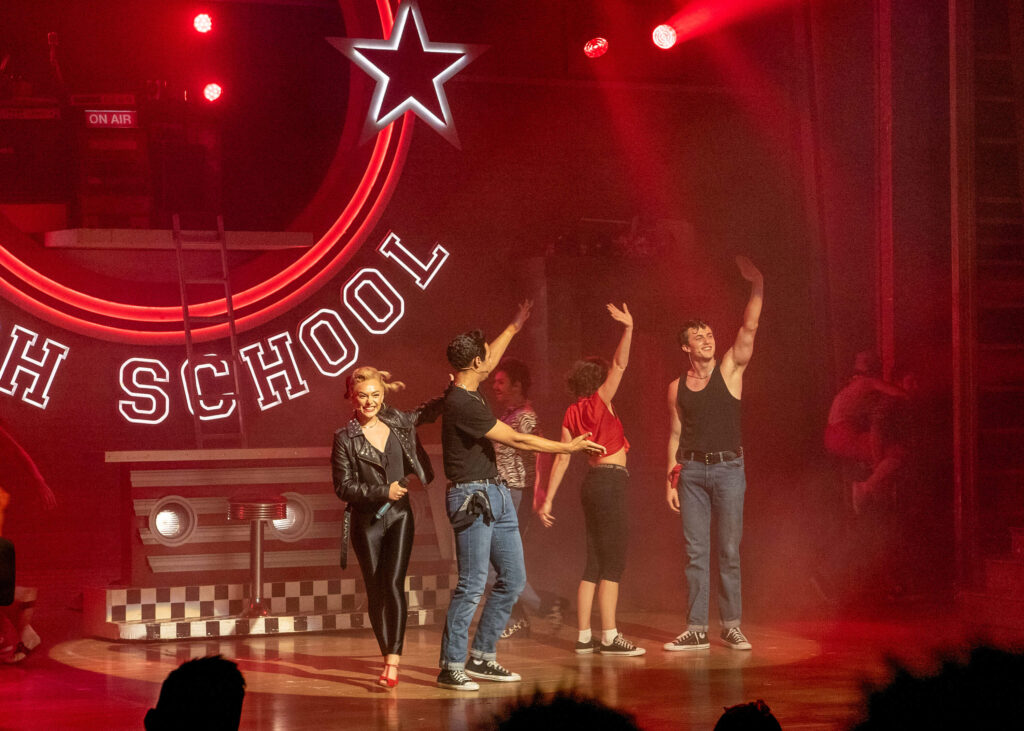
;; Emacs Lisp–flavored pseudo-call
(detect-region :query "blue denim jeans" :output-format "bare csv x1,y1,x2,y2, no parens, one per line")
679,456,746,631
439,481,526,670
485,487,541,614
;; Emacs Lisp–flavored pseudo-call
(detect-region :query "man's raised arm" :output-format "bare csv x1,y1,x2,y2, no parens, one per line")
483,300,533,372
726,256,763,372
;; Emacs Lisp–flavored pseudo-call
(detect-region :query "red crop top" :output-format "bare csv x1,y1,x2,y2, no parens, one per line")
562,391,629,455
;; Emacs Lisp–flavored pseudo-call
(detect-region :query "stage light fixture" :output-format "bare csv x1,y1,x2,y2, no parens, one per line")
583,37,609,59
194,13,213,34
652,24,677,49
203,83,222,102
148,496,197,547
269,492,313,543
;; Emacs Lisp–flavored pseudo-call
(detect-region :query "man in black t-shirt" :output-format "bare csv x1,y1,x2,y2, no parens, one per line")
436,302,603,691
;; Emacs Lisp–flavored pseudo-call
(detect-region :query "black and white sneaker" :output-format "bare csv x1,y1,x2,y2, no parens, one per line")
720,627,752,650
465,657,522,682
600,634,646,656
437,668,480,691
663,629,710,651
574,637,601,655
500,617,530,639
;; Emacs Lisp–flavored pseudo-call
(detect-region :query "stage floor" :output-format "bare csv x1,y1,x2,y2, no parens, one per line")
0,602,1001,730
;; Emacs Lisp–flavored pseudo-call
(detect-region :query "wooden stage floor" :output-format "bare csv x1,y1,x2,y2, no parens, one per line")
0,602,1005,730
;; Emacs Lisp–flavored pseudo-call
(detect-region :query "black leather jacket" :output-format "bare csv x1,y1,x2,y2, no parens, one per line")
331,392,445,514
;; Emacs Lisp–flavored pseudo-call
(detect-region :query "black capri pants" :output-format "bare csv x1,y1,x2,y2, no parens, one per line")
580,464,629,583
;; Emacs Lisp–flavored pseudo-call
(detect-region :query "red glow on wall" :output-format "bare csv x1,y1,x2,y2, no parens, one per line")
583,37,609,58
193,13,213,34
0,0,413,345
652,24,677,49
203,83,222,102
663,0,799,46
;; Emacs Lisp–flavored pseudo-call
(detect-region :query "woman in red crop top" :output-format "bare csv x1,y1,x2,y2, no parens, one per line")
538,303,645,657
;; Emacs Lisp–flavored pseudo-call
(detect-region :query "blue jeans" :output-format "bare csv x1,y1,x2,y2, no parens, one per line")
679,456,746,631
439,481,526,670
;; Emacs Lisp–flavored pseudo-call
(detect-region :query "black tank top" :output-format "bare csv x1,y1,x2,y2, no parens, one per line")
675,364,742,458
371,430,407,485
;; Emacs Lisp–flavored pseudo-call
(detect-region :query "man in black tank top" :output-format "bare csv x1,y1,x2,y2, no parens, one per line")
663,256,763,653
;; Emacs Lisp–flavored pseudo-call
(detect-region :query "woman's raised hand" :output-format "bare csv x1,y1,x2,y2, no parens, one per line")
607,302,632,328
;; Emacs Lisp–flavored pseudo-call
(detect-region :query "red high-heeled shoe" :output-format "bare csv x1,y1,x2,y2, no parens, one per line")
377,662,399,689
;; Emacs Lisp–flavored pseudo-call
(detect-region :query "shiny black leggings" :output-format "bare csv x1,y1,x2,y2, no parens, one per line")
349,497,414,656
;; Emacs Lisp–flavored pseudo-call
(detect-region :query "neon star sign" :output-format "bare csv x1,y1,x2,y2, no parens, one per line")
329,0,485,148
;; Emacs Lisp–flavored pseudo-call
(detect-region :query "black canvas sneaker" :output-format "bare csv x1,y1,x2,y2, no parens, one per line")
663,629,710,651
465,657,522,682
436,668,480,691
574,637,601,655
599,634,646,656
720,627,752,650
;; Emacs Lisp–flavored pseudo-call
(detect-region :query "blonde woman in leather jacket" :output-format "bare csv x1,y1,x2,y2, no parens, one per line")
331,366,444,689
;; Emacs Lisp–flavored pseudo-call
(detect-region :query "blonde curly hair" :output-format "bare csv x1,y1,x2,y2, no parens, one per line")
345,366,406,399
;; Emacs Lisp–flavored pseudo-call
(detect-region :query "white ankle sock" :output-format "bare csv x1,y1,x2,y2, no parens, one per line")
602,628,618,644
578,629,592,643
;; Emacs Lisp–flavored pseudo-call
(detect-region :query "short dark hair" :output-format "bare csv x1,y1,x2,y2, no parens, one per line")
678,319,711,347
496,357,531,397
714,700,782,731
145,655,246,731
566,357,608,399
446,330,486,369
852,645,1024,730
495,690,640,730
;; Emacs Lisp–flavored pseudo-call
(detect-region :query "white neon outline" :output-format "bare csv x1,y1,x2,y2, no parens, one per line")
342,268,405,335
239,332,310,411
0,324,70,409
377,232,449,290
118,358,171,424
328,0,484,147
180,354,236,421
298,308,360,378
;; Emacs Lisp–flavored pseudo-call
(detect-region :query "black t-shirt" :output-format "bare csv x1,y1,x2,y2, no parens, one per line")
442,385,499,482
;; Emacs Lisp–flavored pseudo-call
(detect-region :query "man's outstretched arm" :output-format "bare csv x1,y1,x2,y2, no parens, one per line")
725,255,763,372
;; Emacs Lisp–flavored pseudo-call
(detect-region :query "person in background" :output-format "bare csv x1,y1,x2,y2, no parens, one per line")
490,357,547,638
0,418,56,664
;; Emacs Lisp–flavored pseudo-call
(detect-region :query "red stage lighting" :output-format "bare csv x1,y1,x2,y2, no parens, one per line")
583,37,609,59
193,13,213,34
652,24,677,49
203,83,222,102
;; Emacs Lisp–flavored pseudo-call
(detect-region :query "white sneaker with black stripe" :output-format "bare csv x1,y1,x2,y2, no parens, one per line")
720,627,752,650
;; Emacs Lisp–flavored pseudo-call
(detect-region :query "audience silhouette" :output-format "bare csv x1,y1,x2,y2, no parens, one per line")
144,655,246,731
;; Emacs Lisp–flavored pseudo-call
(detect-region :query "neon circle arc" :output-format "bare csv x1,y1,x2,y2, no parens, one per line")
0,0,408,345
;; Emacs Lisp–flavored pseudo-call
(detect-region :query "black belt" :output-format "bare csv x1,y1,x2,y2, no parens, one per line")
446,478,506,489
682,447,743,465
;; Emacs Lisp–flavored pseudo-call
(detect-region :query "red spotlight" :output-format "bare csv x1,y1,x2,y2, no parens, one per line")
583,37,609,59
203,83,222,102
193,13,213,34
652,24,677,49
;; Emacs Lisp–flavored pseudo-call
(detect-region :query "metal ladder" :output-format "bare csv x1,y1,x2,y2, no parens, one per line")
172,213,248,448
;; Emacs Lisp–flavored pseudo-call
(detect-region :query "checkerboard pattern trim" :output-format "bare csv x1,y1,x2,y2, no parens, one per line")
93,574,456,641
